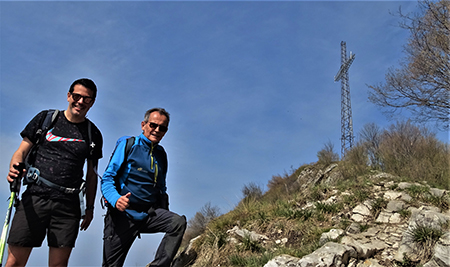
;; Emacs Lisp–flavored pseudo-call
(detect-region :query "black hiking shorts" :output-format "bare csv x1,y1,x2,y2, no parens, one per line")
7,194,81,248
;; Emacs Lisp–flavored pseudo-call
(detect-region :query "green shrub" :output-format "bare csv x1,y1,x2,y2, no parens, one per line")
399,209,411,219
315,202,341,214
239,234,264,253
406,222,445,263
409,224,444,244
371,197,388,218
228,252,274,267
426,194,450,211
290,209,313,221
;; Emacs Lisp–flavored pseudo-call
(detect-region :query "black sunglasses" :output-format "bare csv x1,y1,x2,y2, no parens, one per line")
148,122,168,132
71,93,94,104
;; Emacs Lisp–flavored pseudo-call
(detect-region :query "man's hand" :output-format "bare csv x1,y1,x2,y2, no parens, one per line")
80,209,93,231
7,138,33,183
116,192,131,212
7,162,26,183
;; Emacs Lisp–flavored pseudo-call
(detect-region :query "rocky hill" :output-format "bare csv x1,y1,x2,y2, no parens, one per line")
172,164,450,267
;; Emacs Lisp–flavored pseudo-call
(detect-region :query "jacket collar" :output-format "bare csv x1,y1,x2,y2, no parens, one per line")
139,133,157,148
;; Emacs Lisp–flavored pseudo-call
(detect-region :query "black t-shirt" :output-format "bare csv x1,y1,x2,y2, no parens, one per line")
21,110,103,200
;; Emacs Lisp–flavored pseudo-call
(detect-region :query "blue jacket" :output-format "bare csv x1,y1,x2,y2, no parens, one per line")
101,133,168,220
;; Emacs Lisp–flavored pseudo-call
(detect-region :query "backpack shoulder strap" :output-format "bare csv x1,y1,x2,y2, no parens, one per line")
124,136,135,158
27,109,60,166
36,109,59,145
109,136,136,203
85,118,94,157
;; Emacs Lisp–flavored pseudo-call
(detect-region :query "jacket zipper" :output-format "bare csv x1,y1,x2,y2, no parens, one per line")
150,144,158,187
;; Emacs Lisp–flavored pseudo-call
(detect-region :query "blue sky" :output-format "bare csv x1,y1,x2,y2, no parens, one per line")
0,1,447,266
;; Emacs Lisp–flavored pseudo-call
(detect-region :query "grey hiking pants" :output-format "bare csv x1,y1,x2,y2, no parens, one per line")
102,207,186,267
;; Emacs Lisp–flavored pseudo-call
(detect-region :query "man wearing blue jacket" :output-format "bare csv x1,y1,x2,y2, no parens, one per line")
101,108,186,267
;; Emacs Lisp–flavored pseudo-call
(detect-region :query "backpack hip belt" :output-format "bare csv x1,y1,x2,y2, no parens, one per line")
25,166,85,194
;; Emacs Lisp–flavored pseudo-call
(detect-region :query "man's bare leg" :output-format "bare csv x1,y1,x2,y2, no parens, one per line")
49,247,73,267
5,245,32,267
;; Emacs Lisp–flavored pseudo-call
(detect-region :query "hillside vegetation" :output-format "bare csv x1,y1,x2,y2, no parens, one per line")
178,121,449,267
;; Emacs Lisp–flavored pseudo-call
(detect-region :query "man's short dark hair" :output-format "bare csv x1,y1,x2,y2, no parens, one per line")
144,108,170,124
69,78,97,99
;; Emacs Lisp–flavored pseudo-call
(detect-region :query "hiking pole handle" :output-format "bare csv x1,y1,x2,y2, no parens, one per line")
10,163,25,193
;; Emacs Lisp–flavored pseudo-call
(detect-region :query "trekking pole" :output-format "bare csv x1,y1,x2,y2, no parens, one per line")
0,163,25,267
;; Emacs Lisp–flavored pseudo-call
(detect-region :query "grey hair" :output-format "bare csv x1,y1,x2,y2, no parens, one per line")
144,108,170,124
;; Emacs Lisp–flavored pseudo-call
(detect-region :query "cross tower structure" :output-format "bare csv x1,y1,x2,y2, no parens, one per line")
334,41,356,157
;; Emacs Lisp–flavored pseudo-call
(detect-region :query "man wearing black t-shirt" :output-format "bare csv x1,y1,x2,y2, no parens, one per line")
5,78,103,267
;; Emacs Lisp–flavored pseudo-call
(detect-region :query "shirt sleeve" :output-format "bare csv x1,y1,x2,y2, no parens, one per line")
101,138,127,208
20,110,47,143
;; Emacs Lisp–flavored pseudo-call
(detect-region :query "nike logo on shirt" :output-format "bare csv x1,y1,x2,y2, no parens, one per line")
46,128,85,143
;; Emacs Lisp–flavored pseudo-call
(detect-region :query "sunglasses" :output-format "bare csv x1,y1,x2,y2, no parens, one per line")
71,93,94,104
148,122,168,132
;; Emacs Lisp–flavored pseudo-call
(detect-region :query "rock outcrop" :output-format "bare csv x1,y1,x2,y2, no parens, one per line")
262,180,450,267
173,167,449,267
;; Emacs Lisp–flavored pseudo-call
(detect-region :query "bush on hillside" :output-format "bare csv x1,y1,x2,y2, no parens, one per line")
341,121,449,189
242,182,264,201
182,202,221,248
379,121,448,188
317,141,339,166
